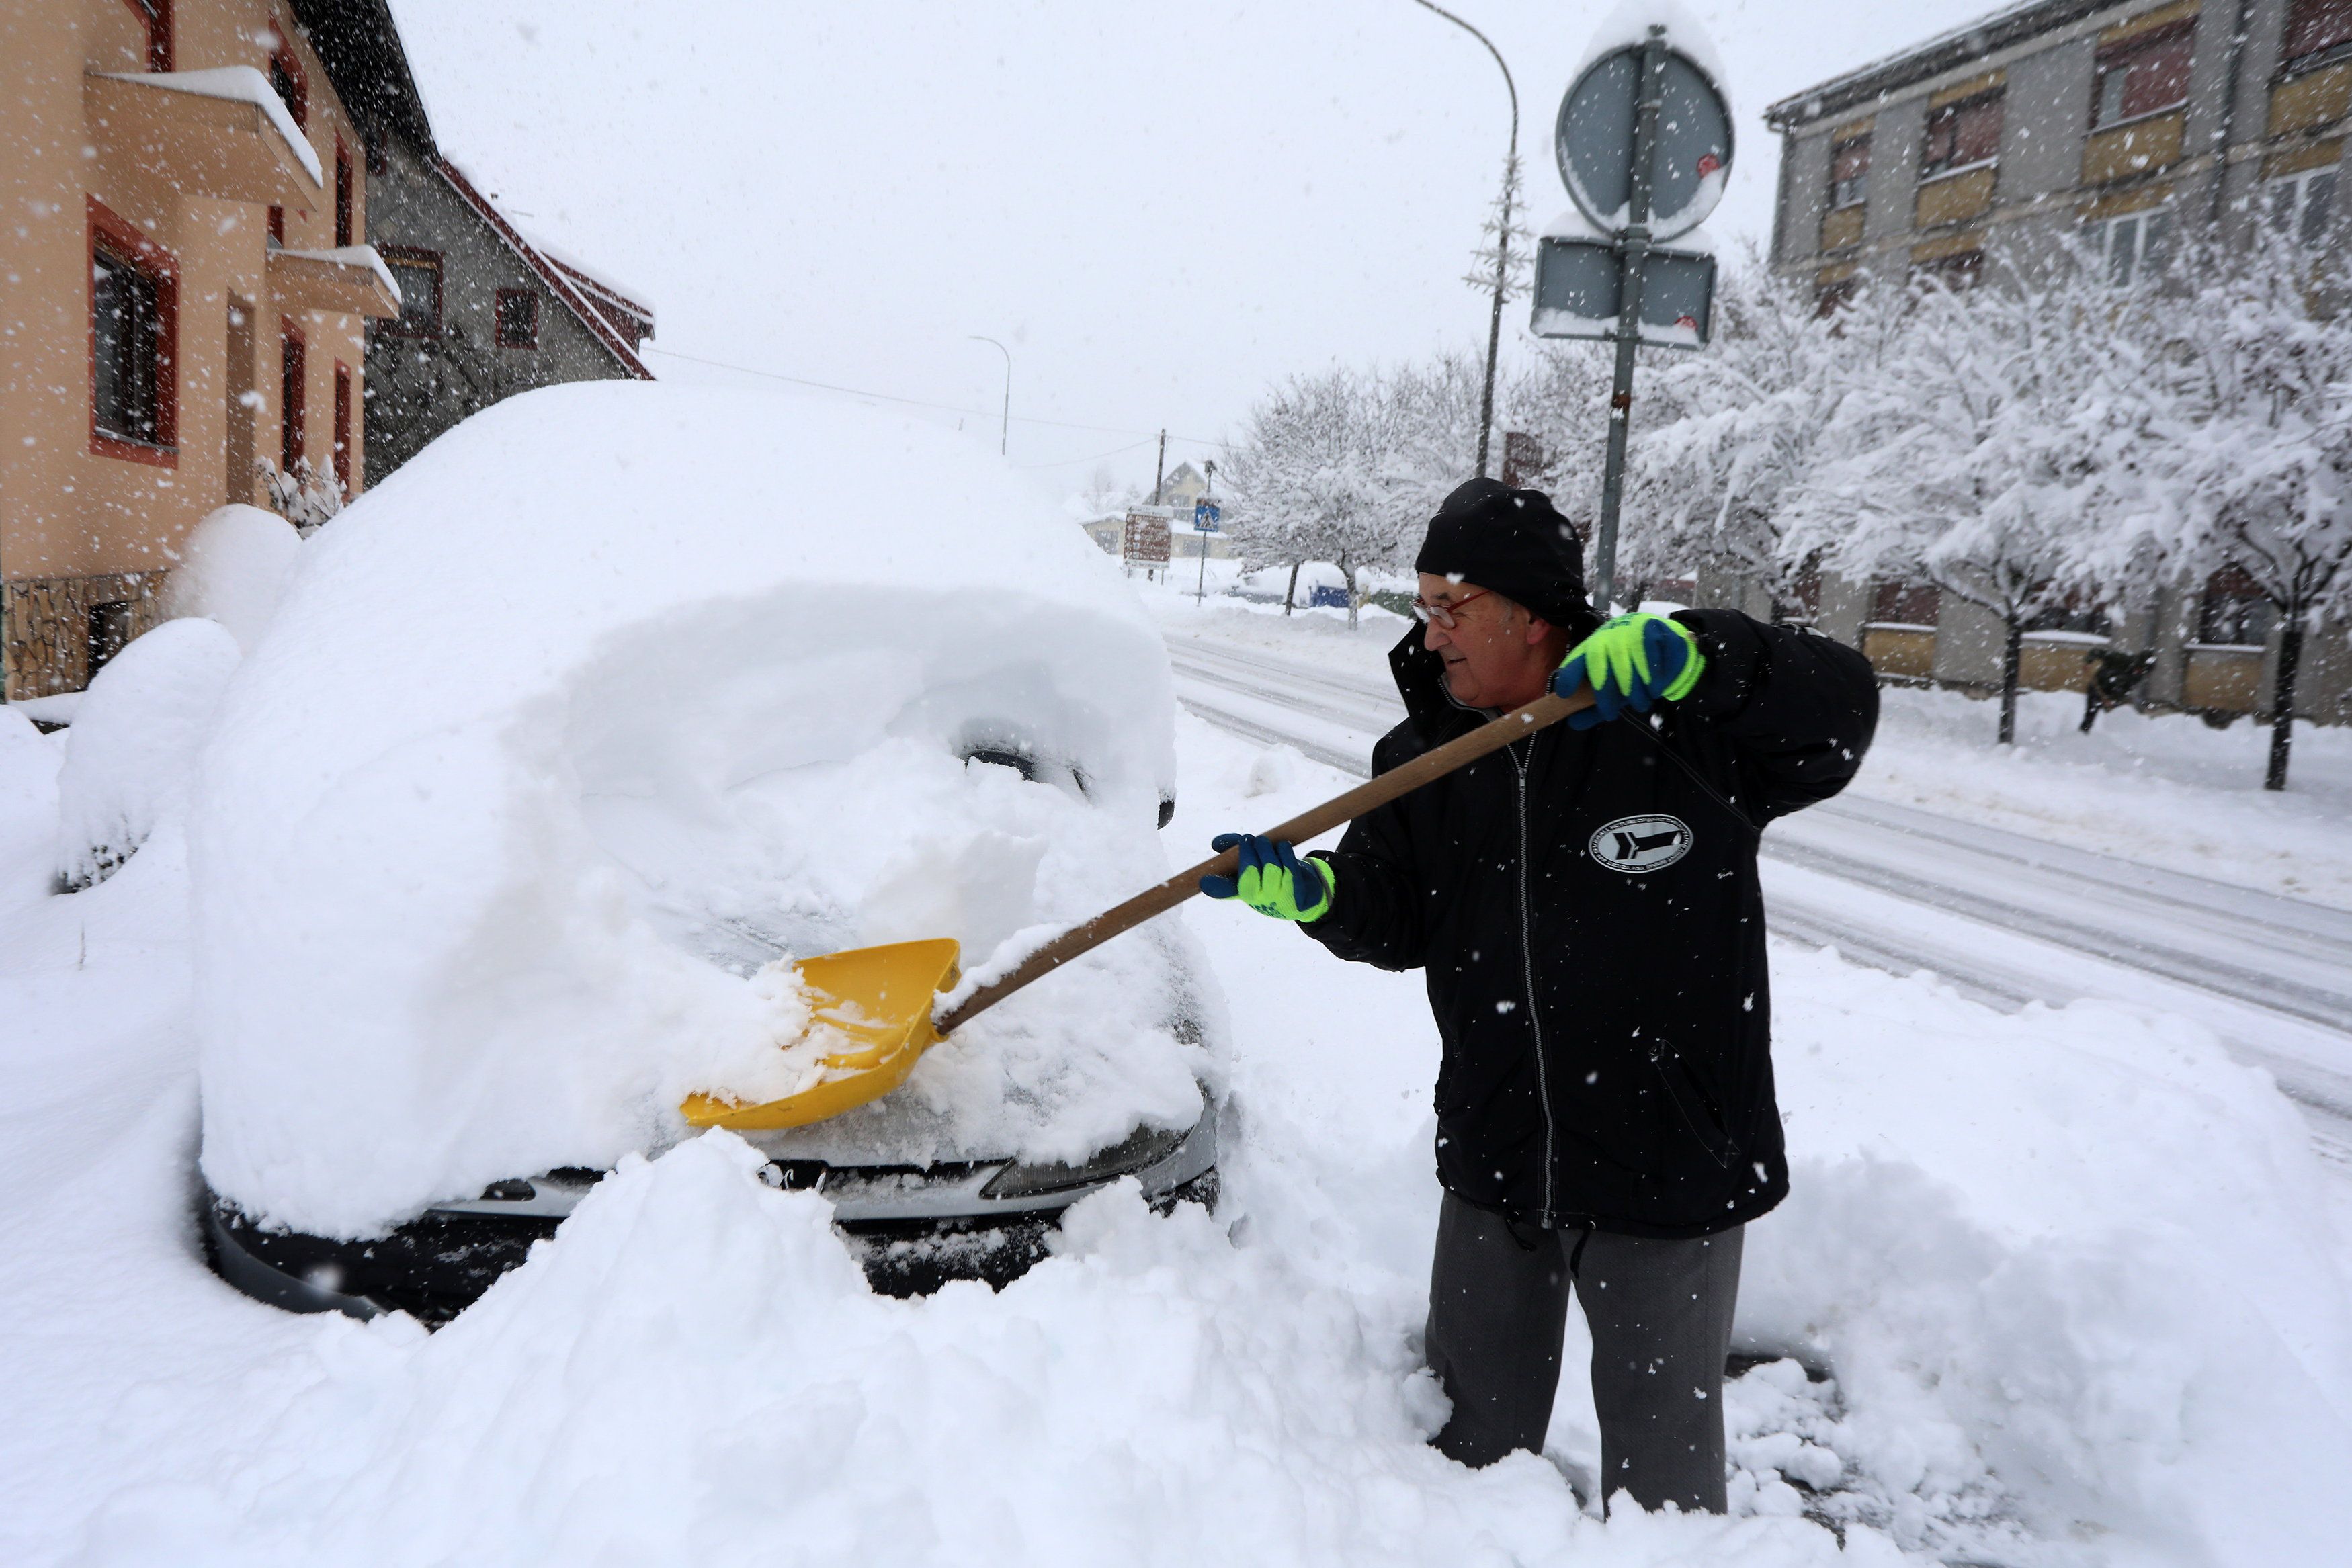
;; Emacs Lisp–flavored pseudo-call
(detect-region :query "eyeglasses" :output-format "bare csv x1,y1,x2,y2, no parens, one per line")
1411,587,1492,628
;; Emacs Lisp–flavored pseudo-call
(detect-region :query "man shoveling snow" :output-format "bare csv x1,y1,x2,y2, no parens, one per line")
1202,478,1879,1512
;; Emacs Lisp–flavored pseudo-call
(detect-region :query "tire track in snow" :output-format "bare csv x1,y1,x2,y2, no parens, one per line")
1166,631,2352,1151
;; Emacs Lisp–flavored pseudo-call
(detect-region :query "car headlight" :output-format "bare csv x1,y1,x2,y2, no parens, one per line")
980,1119,1192,1200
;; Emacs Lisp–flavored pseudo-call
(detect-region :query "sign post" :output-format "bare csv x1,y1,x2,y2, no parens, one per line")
1122,508,1173,581
1536,25,1730,613
1192,498,1221,604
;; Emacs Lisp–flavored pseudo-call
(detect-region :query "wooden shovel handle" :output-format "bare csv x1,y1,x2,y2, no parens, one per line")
935,684,1594,1033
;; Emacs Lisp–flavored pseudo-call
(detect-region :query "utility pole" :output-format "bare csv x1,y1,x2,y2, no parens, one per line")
968,335,1011,455
1411,0,1519,478
1152,429,1167,503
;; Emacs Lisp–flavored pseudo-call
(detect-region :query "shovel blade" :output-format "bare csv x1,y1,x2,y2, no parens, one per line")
680,938,962,1131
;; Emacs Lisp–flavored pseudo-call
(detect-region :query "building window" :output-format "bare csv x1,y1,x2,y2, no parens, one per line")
2282,0,2352,73
267,204,284,247
87,198,177,460
1829,133,1871,209
267,30,308,127
1919,91,2003,179
87,602,133,678
2093,24,2194,127
280,320,305,475
122,0,172,71
1872,580,1942,627
2197,566,2276,646
1913,248,1984,291
333,361,352,492
2098,207,2172,286
2267,165,2339,248
335,140,353,247
380,248,442,337
494,289,539,349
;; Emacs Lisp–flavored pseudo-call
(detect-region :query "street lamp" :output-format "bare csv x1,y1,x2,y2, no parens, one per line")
968,335,1011,456
1409,0,1519,479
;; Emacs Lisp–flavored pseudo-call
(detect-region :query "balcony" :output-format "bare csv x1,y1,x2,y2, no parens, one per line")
2082,109,2186,185
83,68,319,208
268,246,401,319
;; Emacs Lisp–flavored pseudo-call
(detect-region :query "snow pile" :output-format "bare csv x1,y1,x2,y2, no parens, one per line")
0,708,62,904
73,1135,1890,1568
165,504,302,652
1744,945,2352,1562
55,619,242,890
194,384,1193,1239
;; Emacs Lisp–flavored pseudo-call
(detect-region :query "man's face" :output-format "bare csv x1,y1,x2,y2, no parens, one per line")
1419,573,1551,709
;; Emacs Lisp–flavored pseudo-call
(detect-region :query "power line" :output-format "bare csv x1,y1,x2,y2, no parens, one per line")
641,345,1232,450
1015,436,1159,470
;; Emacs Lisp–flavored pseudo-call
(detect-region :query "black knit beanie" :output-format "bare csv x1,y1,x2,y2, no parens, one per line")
1413,478,1597,634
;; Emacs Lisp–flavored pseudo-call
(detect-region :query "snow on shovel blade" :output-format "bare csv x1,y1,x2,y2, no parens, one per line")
679,938,962,1131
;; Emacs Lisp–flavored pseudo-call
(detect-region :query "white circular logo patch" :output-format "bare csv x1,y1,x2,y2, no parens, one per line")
1589,814,1693,874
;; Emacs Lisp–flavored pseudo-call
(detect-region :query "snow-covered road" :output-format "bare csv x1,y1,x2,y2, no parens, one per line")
1164,630,2352,1160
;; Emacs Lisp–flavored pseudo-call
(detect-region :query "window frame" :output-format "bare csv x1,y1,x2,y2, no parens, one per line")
280,316,306,477
333,359,353,494
2195,565,2277,648
334,137,353,247
494,288,540,349
378,246,444,339
2266,163,2340,249
1829,132,1872,210
118,0,172,71
2089,22,2195,130
1918,90,2005,182
2097,206,2173,286
85,196,179,466
265,26,308,128
2281,0,2352,76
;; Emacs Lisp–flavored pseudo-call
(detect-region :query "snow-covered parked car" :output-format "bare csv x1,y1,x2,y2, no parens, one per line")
196,384,1222,1323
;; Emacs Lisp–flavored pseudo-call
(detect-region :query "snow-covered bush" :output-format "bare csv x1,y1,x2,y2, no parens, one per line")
54,618,243,890
194,384,1200,1239
257,455,343,535
165,503,302,652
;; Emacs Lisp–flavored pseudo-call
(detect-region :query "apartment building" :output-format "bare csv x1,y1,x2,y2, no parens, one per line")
1756,0,2352,725
0,0,413,699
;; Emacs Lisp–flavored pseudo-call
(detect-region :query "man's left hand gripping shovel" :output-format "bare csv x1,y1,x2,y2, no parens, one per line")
681,682,1596,1130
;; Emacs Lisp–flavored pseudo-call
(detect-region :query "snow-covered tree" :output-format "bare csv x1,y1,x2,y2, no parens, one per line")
257,456,343,535
2128,232,2352,789
1623,262,1906,616
1789,262,2151,744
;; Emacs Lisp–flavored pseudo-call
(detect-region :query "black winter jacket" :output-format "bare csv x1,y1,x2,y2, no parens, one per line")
1303,610,1878,1237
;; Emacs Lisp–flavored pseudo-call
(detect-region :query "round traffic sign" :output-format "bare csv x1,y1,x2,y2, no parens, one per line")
1555,43,1732,243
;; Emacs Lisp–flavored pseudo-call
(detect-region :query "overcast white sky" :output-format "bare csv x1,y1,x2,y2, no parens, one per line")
388,1,1997,500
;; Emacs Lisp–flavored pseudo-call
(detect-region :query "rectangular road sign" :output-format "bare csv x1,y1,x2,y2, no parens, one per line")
1530,237,1716,349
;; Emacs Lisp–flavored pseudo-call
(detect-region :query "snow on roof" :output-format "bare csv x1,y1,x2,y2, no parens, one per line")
98,67,324,185
192,382,1193,1237
275,243,403,304
515,224,655,333
1763,0,2091,128
433,159,654,378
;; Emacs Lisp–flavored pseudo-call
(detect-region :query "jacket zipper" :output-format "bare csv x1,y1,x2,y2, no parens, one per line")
1511,742,1556,1228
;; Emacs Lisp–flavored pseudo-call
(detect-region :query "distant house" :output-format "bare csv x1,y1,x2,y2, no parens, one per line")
361,137,653,484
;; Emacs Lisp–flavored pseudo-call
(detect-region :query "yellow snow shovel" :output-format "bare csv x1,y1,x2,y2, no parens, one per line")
680,681,1597,1131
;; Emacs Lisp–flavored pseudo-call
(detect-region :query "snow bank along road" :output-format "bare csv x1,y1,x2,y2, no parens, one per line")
1164,631,2352,1160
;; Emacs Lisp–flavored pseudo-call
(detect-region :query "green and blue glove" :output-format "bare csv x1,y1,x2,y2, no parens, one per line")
1552,613,1707,730
1200,833,1334,922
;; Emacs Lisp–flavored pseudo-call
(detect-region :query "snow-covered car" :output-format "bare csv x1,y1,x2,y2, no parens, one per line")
195,385,1222,1323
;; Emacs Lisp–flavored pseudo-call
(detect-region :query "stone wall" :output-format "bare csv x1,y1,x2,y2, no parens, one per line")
2,570,170,700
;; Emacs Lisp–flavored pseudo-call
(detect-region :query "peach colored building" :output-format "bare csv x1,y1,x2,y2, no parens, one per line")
0,0,405,699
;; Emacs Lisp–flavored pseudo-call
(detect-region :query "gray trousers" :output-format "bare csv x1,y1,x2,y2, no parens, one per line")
1424,1192,1744,1513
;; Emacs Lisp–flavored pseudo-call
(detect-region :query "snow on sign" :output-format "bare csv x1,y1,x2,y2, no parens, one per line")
1555,36,1732,241
1532,234,1716,349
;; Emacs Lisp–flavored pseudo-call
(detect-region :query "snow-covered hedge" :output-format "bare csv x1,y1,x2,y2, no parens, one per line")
194,384,1196,1238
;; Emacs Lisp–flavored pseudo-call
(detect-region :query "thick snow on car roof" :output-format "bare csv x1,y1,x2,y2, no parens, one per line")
194,384,1203,1239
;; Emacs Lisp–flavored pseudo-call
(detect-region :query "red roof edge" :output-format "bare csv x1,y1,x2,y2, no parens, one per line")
433,158,654,380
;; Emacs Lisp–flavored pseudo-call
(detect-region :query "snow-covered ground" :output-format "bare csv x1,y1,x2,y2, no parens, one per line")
6,540,2352,1565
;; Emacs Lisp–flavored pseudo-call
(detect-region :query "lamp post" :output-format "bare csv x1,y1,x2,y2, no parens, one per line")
1409,0,1518,479
968,335,1011,456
